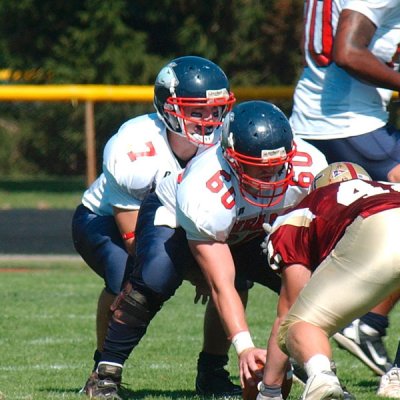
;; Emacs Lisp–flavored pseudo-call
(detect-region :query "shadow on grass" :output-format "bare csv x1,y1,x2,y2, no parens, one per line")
42,387,206,399
354,378,381,391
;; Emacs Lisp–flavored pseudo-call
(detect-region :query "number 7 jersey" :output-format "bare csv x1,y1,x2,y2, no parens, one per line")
82,113,191,216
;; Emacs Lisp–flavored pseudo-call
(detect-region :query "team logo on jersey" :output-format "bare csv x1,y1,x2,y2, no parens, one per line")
231,214,265,233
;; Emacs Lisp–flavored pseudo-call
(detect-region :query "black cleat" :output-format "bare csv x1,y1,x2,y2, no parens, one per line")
196,367,242,398
196,352,241,397
83,363,122,400
333,319,392,376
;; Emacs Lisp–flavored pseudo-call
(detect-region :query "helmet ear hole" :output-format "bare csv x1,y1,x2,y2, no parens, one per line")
311,162,372,190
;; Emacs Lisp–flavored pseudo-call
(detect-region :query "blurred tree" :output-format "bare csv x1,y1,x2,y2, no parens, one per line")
45,0,164,84
0,0,304,176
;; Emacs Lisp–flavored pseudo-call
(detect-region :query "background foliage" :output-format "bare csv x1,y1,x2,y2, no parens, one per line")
0,0,303,176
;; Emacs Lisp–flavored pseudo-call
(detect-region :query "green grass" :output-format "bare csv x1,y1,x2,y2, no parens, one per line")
0,259,398,399
0,176,86,209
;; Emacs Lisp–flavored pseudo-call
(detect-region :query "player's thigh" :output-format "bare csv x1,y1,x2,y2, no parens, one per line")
72,204,127,283
287,210,400,335
133,193,192,296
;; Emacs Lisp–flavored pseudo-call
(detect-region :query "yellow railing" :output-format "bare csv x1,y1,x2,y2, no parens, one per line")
0,84,295,185
0,84,294,101
1,83,397,185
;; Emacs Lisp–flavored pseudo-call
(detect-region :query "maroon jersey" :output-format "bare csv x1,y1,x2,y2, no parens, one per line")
267,179,400,272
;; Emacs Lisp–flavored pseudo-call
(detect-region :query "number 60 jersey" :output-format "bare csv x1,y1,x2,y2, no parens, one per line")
155,137,327,246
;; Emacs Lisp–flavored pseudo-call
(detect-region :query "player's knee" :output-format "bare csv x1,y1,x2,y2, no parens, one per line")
111,284,163,327
141,263,182,298
277,316,300,355
106,278,125,296
387,163,400,182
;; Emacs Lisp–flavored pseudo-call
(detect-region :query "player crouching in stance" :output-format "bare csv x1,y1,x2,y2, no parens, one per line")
86,100,328,399
76,55,236,399
255,162,400,400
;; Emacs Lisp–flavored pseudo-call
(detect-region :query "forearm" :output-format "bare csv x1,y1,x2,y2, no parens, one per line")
264,317,290,386
113,207,139,255
333,9,400,91
335,49,400,91
212,287,251,350
189,240,252,353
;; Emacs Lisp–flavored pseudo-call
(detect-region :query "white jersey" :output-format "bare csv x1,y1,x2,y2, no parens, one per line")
82,113,188,216
155,138,327,245
291,0,400,139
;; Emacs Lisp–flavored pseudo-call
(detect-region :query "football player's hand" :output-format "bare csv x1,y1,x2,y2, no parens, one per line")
239,347,267,388
260,223,272,255
193,284,211,304
263,222,272,234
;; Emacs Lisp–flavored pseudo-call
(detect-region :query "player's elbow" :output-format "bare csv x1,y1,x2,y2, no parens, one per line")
333,46,354,69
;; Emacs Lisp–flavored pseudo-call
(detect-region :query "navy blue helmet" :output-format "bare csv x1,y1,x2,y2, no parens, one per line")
221,100,295,207
154,56,235,145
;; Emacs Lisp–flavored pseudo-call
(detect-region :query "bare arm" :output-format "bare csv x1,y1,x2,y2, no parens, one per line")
113,206,139,256
263,264,312,388
333,9,400,91
188,240,266,385
189,240,247,337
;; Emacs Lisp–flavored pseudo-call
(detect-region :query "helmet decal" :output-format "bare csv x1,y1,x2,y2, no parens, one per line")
206,88,230,99
312,162,372,190
261,147,287,161
156,65,178,95
227,131,235,149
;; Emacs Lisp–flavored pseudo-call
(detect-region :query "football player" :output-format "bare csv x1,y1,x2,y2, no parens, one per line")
255,162,400,400
87,100,328,399
71,55,236,396
290,0,400,376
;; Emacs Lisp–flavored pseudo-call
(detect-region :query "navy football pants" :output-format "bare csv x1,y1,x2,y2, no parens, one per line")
101,192,281,365
72,204,132,295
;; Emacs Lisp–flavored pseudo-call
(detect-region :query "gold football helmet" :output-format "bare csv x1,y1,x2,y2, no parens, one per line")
312,162,371,190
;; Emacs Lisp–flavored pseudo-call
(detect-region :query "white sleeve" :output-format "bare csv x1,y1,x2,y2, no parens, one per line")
177,206,212,241
103,167,142,210
344,0,395,27
102,130,159,209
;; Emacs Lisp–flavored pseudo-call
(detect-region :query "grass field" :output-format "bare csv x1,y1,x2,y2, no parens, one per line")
0,177,399,399
0,259,399,400
0,177,85,209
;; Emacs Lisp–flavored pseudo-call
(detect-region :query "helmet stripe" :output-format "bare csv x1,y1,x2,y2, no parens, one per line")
344,162,358,179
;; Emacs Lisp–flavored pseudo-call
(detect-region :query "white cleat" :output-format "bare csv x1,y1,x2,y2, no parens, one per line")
377,367,400,398
301,371,344,400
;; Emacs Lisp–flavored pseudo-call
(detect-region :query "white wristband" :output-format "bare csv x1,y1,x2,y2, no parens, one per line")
231,331,255,355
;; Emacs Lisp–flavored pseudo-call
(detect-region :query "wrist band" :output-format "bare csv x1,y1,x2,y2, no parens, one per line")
122,231,135,240
231,331,255,355
258,382,282,397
